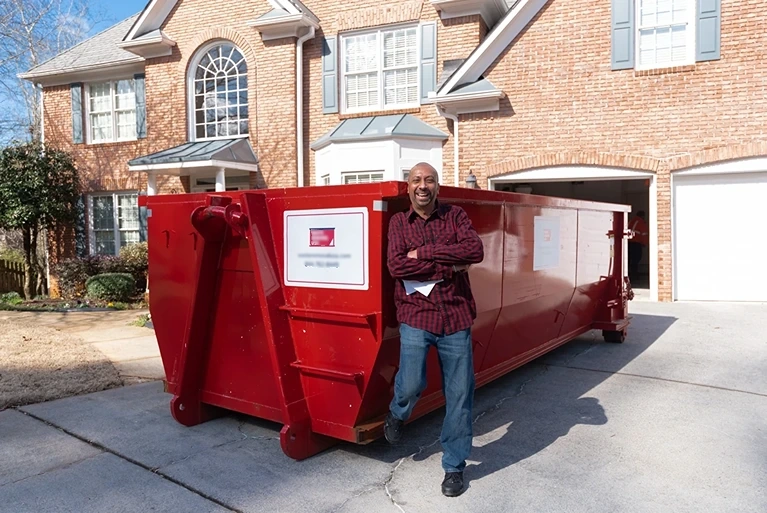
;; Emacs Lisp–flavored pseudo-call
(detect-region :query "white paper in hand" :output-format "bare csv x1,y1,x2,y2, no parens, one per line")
403,279,443,296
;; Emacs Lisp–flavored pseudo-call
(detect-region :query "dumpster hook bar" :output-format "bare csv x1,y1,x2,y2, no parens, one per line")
191,196,249,238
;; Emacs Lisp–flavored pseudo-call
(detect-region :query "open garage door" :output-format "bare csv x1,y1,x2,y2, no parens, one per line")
490,169,653,297
673,171,767,301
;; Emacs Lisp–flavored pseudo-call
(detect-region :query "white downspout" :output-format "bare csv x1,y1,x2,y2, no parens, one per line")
435,104,459,187
40,84,51,294
296,26,316,188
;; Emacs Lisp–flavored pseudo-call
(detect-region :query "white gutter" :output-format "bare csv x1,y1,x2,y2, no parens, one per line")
40,84,50,292
435,105,460,187
296,26,315,187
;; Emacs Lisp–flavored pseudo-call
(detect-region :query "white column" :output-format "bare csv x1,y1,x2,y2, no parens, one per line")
147,172,157,196
216,168,226,192
649,175,658,302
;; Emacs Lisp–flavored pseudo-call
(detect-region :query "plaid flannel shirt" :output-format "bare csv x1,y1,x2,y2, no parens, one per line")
386,201,484,335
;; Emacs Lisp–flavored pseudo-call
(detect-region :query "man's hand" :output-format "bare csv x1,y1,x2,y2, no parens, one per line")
407,249,418,259
453,264,470,272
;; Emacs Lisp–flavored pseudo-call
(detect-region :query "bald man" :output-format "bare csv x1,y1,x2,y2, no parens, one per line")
384,162,484,497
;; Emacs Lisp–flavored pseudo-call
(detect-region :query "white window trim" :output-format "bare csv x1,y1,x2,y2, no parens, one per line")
187,40,250,142
320,174,330,185
85,80,138,145
340,22,421,115
341,171,385,184
634,0,696,71
87,191,140,256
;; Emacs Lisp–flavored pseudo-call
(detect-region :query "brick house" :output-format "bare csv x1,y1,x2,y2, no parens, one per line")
20,0,767,302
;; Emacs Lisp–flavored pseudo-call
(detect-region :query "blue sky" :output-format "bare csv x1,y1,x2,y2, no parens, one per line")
89,0,147,35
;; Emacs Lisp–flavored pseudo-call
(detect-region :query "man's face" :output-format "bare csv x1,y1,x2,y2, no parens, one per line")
408,166,439,211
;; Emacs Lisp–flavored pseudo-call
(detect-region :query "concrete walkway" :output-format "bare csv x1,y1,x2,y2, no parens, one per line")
1,302,766,513
0,309,162,385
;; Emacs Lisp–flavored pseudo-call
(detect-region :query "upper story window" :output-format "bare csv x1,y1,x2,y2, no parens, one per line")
341,25,418,113
189,41,249,140
637,0,695,69
87,79,137,143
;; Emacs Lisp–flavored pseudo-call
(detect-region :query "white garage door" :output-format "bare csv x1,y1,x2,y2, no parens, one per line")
673,171,767,301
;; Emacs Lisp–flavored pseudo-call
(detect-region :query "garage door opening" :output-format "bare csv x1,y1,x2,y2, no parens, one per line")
494,178,651,293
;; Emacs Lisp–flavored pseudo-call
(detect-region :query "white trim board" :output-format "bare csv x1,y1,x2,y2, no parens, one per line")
489,165,655,184
673,156,767,176
437,0,548,95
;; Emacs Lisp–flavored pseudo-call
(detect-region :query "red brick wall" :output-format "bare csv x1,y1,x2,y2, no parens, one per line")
40,0,767,301
454,0,767,300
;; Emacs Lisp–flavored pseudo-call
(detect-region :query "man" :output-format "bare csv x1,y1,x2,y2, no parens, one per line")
384,162,484,497
628,210,649,279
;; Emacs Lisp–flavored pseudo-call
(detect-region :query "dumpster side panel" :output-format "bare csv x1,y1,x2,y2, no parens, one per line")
147,196,203,387
479,205,578,375
199,238,283,423
266,191,390,438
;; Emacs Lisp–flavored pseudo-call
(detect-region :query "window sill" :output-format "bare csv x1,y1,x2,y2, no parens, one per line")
634,64,696,77
85,138,140,147
339,107,421,120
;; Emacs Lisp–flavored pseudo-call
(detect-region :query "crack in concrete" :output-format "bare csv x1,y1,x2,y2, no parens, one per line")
236,421,279,442
383,458,407,513
16,409,243,513
330,484,379,513
1,452,103,488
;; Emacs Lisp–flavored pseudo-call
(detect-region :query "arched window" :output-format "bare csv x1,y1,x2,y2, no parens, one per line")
189,41,248,140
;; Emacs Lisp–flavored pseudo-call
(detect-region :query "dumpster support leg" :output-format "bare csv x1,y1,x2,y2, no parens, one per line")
169,198,236,426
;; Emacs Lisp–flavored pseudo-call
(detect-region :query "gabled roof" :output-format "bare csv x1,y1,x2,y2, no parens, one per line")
124,0,318,43
311,114,449,151
437,0,549,96
19,15,143,82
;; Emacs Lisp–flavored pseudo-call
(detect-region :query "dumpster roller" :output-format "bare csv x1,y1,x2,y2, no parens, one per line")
144,182,633,460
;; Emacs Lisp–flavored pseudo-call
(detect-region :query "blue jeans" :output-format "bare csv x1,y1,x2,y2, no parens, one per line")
389,323,475,473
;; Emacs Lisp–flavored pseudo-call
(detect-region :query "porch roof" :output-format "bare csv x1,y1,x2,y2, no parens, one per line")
310,114,448,151
127,138,259,174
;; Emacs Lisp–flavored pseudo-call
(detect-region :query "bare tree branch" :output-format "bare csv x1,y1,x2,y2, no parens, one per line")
0,0,105,143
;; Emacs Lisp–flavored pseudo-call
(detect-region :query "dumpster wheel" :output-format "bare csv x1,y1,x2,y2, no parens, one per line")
602,329,626,343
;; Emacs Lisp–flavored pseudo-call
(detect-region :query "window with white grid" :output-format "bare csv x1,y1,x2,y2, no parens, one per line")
321,175,330,185
342,25,418,113
342,172,385,184
190,42,249,140
89,192,140,256
637,0,694,69
88,80,136,143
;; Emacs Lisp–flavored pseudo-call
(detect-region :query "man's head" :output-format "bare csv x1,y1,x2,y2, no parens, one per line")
408,162,440,215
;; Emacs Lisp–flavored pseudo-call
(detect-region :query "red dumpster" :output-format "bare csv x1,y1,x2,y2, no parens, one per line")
145,182,633,460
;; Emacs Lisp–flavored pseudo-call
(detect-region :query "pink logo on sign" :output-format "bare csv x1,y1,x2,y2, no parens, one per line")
310,228,335,247
543,229,551,242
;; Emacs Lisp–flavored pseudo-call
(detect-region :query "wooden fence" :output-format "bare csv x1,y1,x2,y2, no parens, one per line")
0,259,24,295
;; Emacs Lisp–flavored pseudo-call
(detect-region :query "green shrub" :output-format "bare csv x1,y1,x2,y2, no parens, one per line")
85,273,136,302
55,243,148,300
0,291,22,305
119,242,148,292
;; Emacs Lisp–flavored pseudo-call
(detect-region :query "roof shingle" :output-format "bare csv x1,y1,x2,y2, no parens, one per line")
20,14,142,80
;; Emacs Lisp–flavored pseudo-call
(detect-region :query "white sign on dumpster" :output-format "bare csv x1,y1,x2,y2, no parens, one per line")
533,215,560,271
284,207,369,290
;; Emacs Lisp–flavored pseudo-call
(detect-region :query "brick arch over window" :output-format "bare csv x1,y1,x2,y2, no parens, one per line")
178,28,256,76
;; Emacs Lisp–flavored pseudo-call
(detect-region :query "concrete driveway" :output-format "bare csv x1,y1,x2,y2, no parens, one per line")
1,302,765,513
